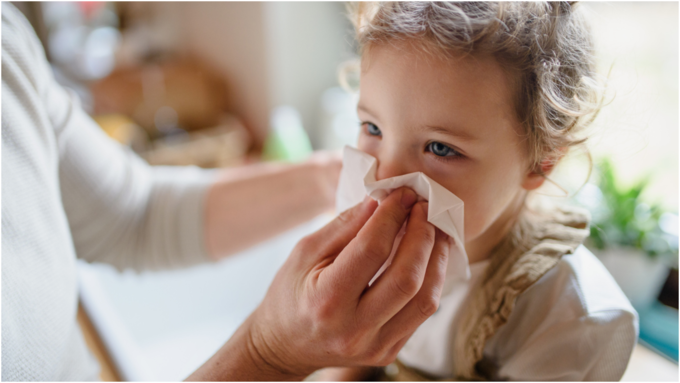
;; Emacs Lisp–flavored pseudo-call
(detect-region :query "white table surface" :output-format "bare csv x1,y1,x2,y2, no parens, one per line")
622,343,678,382
78,214,332,381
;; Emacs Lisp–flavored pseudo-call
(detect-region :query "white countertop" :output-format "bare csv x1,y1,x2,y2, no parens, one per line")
78,214,332,381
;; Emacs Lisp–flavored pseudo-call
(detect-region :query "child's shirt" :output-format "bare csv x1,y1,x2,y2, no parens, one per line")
396,216,638,380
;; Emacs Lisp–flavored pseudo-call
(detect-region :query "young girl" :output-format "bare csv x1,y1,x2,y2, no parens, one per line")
319,2,637,381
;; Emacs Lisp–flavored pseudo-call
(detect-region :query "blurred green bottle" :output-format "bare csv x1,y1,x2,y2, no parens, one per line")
262,106,313,162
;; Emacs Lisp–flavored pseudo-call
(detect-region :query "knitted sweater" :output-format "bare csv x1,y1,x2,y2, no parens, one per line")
2,5,214,380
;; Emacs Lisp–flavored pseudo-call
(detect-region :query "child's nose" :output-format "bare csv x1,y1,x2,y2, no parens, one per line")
375,156,412,181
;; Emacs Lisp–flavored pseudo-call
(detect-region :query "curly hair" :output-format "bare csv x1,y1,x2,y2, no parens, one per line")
347,2,602,173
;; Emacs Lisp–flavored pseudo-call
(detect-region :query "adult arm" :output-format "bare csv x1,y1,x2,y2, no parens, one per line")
204,151,341,258
55,88,340,269
188,189,451,380
22,39,340,269
6,2,339,271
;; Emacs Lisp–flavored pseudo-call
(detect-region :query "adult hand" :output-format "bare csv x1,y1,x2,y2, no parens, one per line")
187,188,450,381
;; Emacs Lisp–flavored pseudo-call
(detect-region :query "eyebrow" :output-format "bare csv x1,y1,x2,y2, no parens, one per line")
356,103,376,117
422,124,478,141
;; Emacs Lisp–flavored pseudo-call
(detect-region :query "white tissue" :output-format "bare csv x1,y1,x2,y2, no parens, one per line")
336,146,470,292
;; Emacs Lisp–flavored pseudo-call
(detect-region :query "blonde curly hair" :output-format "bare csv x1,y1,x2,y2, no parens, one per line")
347,2,602,174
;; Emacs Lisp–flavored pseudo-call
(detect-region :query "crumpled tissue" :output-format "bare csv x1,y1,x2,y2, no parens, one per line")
336,146,470,293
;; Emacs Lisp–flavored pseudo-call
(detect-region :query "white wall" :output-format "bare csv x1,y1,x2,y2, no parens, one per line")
583,2,679,210
176,2,271,144
264,2,355,148
155,2,354,148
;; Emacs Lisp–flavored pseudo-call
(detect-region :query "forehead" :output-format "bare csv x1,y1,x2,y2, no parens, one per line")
359,40,522,142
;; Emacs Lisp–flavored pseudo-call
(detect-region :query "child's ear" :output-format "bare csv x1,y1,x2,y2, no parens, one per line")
521,150,564,191
522,169,546,191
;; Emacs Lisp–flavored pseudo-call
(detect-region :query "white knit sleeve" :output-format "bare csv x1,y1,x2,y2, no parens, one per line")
14,12,217,271
54,89,217,271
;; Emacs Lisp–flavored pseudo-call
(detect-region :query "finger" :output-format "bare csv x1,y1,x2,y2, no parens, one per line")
322,187,418,299
377,329,416,367
301,196,378,267
377,228,449,343
357,201,435,325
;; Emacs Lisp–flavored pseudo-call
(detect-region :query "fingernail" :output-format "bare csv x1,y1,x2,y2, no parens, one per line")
401,188,417,209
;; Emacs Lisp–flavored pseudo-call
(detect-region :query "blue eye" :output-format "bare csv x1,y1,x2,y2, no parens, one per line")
365,122,382,136
427,142,456,157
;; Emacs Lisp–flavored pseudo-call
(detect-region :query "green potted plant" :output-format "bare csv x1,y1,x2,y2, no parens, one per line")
579,159,678,310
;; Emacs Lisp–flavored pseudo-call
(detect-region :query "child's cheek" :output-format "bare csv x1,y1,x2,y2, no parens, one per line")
357,134,379,157
423,162,469,195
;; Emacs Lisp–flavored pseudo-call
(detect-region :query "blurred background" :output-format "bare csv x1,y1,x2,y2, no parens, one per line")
11,2,678,381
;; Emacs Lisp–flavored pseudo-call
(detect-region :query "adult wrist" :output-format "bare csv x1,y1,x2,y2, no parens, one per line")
187,314,307,381
245,315,312,381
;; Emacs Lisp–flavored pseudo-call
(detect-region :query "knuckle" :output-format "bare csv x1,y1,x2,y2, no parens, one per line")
295,234,316,251
418,223,436,244
407,220,434,245
417,294,440,318
432,246,449,277
368,332,401,366
299,300,317,323
374,196,407,226
303,293,338,325
336,198,371,225
383,204,407,226
313,299,338,323
434,232,451,256
356,239,388,267
333,334,363,359
436,254,448,278
364,347,385,366
393,270,421,298
336,207,355,225
376,352,398,367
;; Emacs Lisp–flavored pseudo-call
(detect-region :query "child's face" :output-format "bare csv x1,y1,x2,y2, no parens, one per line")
357,41,544,255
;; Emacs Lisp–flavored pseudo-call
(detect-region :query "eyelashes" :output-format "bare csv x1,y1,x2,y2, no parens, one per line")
364,122,382,136
426,141,461,158
360,121,464,162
